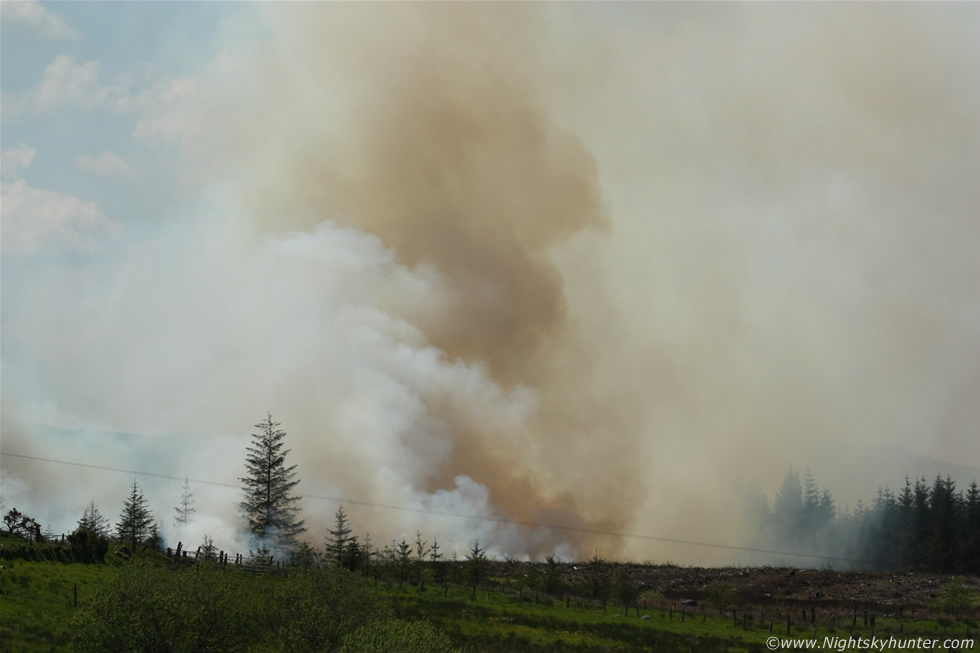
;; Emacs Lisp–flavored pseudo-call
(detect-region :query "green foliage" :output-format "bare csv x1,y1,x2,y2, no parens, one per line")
69,559,389,652
543,555,564,596
0,560,109,652
704,583,738,608
936,577,974,614
115,480,155,552
3,507,41,541
70,559,257,652
465,540,487,599
341,618,456,653
414,530,430,586
8,553,979,653
583,552,610,608
613,567,640,615
394,538,413,590
67,528,109,563
326,506,354,568
77,501,111,537
292,539,320,568
264,566,390,652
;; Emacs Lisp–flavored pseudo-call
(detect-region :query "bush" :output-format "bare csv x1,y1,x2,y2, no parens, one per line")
70,560,258,652
71,559,393,652
937,577,973,615
267,566,390,652
67,529,110,563
342,619,456,653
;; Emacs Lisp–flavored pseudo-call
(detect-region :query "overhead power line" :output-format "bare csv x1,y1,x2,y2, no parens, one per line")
0,450,871,565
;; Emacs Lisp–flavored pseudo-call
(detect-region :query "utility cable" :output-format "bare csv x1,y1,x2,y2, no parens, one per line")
0,450,872,565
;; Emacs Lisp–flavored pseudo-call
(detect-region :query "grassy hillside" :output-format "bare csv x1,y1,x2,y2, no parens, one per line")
0,558,105,652
1,533,977,652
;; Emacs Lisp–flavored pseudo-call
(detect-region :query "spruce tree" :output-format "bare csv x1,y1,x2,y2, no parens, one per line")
325,506,353,567
466,540,487,599
414,530,429,585
78,501,111,537
116,480,155,552
239,413,306,551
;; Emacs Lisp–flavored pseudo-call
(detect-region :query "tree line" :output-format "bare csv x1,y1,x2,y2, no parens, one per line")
748,466,980,572
3,415,978,573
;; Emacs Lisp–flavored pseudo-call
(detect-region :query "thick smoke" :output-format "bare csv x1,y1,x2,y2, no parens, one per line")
2,3,978,564
229,3,634,555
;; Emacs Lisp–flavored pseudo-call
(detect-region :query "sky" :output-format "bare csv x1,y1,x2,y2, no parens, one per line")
2,1,979,565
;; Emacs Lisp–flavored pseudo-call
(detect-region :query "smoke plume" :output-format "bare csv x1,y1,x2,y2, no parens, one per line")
2,3,978,564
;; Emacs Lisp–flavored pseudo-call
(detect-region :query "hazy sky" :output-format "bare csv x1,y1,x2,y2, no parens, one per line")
2,1,978,565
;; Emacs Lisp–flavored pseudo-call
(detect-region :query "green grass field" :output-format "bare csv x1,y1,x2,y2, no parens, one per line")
0,558,108,652
1,537,976,653
385,584,977,652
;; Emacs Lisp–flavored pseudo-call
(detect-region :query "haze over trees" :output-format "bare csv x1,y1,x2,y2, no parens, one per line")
172,476,196,527
239,413,307,551
4,412,977,576
750,467,980,573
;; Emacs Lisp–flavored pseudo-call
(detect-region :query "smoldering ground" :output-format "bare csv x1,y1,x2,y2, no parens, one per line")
2,3,978,564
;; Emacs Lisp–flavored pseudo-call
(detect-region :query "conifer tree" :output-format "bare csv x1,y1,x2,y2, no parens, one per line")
466,540,487,599
325,506,353,567
429,537,445,586
173,476,196,527
239,414,306,551
116,480,155,552
362,533,374,579
395,538,413,590
414,530,429,585
78,501,111,537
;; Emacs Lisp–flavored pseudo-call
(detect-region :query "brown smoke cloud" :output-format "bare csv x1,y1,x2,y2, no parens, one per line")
230,3,632,556
3,3,978,564
218,2,979,561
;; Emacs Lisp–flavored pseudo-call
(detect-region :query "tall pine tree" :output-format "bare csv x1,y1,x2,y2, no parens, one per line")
239,413,306,551
116,480,155,552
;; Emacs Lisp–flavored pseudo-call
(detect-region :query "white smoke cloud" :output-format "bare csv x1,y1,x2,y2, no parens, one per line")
3,3,979,565
2,207,541,556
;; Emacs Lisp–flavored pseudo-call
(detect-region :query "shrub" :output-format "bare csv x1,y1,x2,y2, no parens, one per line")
267,566,390,652
341,619,456,653
67,529,110,563
937,577,973,615
70,560,257,652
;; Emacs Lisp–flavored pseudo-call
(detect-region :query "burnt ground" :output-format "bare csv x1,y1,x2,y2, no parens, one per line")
483,561,980,621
